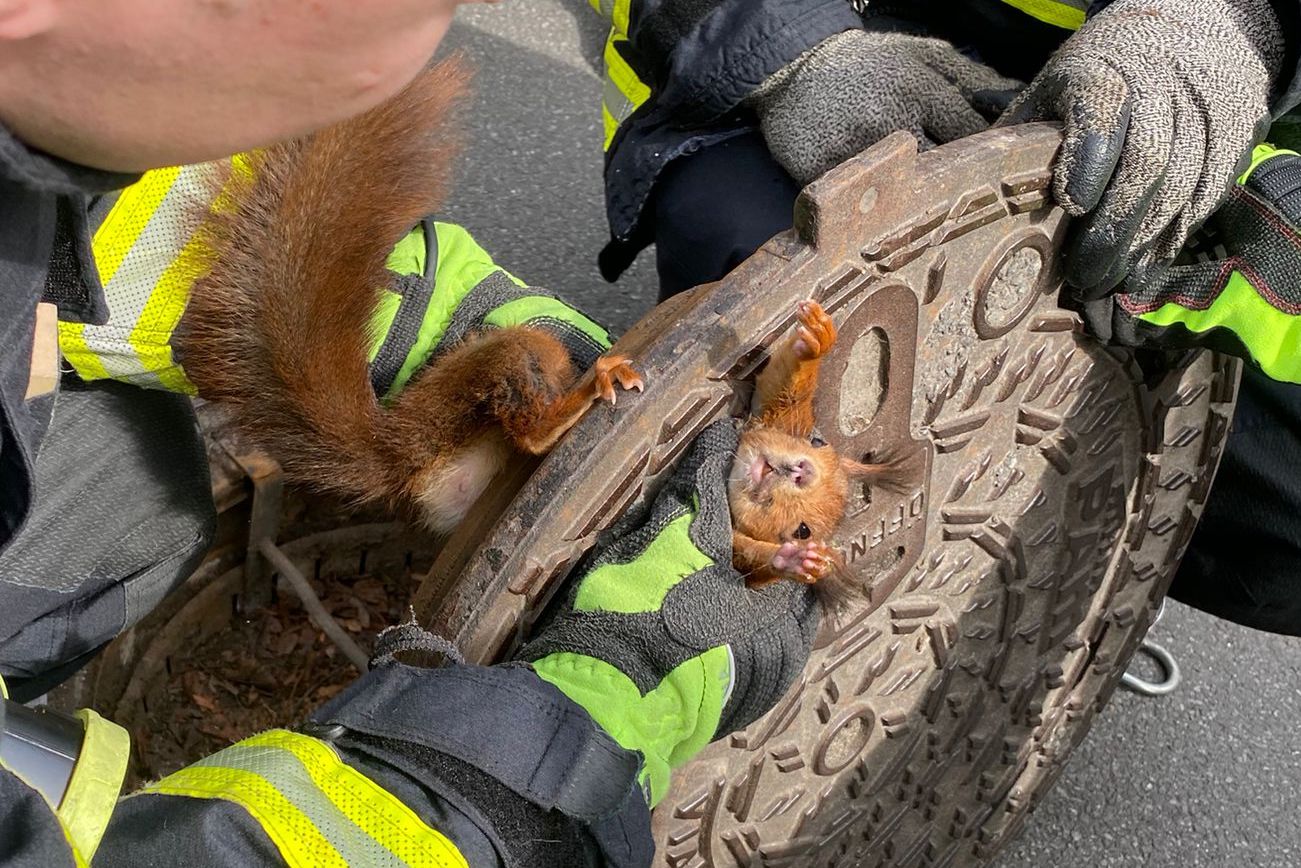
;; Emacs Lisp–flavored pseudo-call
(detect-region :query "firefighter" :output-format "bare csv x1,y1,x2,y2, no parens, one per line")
590,0,1301,636
0,1,816,865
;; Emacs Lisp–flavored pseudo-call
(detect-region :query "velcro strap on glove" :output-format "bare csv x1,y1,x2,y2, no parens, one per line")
309,663,643,823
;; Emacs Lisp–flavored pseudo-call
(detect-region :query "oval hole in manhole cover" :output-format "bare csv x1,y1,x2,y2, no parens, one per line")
814,707,875,775
983,246,1044,330
839,326,889,436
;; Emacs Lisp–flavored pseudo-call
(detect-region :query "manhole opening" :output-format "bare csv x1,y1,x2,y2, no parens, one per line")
840,327,889,436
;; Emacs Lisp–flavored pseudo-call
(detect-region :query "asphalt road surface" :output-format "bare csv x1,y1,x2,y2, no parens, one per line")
442,4,1301,865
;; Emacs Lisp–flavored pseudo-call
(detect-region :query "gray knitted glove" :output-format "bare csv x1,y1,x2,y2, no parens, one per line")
1000,0,1286,297
747,29,1023,185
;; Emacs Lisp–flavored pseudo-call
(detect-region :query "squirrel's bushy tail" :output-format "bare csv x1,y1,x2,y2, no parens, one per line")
181,58,472,508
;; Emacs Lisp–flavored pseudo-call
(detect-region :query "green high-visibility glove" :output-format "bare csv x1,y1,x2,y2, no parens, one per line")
1081,144,1301,384
517,419,820,804
1000,0,1285,297
368,219,612,401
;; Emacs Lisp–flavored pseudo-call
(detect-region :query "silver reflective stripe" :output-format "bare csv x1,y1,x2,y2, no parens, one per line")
78,163,214,386
191,744,408,868
602,75,638,126
598,0,615,20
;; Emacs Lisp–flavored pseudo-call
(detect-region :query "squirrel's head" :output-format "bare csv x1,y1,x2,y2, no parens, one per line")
728,425,876,549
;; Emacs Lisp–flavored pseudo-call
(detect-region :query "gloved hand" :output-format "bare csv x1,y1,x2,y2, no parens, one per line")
1000,0,1286,297
1081,143,1301,384
368,219,611,401
746,29,1022,186
517,419,820,804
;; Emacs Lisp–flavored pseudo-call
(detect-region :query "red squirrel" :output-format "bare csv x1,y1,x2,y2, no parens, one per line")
178,58,641,533
730,300,908,595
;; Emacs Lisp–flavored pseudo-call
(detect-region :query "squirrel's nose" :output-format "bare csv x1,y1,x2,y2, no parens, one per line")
788,459,814,487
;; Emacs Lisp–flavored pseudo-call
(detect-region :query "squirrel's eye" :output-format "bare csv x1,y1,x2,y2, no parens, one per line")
810,435,827,448
794,522,812,540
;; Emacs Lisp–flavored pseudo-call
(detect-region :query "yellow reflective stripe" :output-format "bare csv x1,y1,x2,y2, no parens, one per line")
1137,270,1301,383
55,161,172,381
56,710,129,865
604,36,649,109
140,730,467,868
142,764,348,867
258,731,465,868
590,0,629,35
610,0,632,36
195,744,404,867
59,162,220,391
96,164,213,388
603,76,639,129
999,0,1086,29
95,166,183,285
57,321,112,382
1240,143,1301,184
602,32,650,150
126,232,206,395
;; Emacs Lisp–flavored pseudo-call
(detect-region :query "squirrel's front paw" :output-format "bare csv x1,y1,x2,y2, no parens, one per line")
593,355,644,405
771,539,835,583
793,300,837,361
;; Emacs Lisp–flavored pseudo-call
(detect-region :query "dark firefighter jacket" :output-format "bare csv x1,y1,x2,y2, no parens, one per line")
593,0,1301,279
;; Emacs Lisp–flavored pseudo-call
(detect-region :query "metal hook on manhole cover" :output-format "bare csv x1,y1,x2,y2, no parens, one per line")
1121,639,1181,697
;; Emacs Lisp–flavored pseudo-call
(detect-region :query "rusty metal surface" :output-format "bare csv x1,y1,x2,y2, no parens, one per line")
414,124,1238,866
196,401,251,515
229,447,285,612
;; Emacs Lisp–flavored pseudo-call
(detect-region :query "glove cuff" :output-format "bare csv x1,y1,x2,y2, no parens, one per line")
746,29,866,107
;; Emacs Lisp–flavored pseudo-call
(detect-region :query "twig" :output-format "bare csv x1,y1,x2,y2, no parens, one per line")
257,538,370,673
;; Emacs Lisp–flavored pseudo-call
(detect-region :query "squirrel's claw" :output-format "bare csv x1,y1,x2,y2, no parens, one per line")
793,300,836,360
772,539,835,583
593,355,643,405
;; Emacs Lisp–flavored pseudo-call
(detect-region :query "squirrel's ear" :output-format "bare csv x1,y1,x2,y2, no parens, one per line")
840,457,891,480
840,454,914,493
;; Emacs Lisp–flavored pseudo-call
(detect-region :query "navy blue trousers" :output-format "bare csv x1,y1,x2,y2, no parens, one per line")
649,132,1301,636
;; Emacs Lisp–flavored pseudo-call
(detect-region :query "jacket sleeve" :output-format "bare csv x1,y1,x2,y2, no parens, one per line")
4,664,652,868
1257,0,1301,116
592,0,861,127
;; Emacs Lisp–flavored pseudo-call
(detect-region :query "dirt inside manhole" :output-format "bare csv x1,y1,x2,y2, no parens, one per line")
131,567,412,786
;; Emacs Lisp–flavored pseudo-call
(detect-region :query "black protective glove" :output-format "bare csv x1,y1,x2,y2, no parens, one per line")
746,29,1023,185
517,419,820,804
1000,0,1286,297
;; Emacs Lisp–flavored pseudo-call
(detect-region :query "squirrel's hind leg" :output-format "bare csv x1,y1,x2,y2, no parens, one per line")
487,331,642,455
